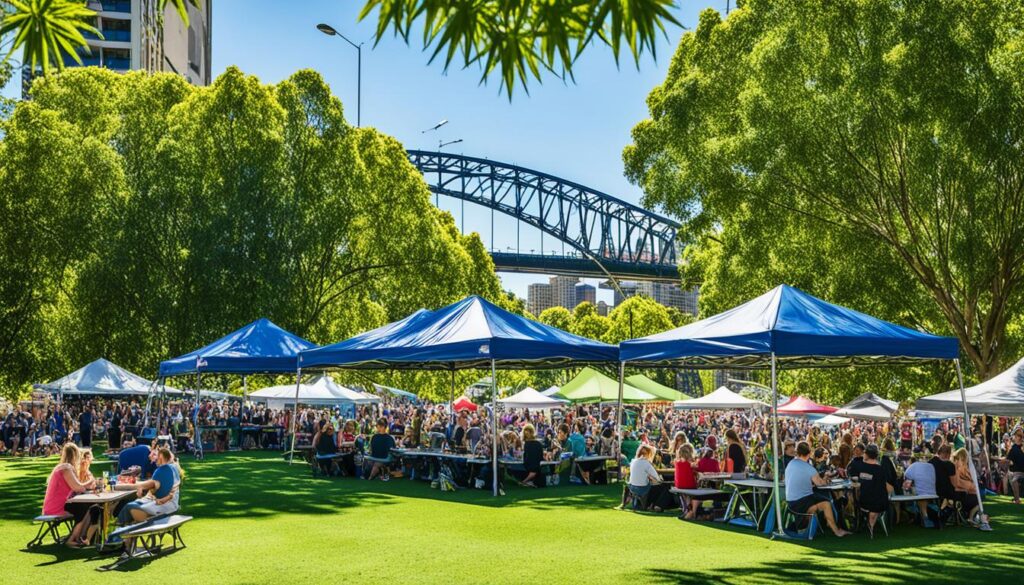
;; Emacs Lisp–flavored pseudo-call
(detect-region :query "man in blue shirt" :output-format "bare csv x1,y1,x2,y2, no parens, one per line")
117,448,181,527
784,441,849,537
118,443,157,478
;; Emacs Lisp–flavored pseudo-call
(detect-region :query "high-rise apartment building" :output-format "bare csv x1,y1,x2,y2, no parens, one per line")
603,280,700,316
527,282,553,316
551,276,579,310
23,0,211,97
574,283,596,308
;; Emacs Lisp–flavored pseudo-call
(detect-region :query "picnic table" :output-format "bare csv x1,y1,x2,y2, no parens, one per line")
67,486,136,550
723,478,780,530
890,493,939,525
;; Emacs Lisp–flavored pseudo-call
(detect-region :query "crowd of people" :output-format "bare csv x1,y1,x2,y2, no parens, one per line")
6,391,1023,537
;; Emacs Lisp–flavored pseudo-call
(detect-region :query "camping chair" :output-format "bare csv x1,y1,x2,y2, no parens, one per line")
782,505,822,540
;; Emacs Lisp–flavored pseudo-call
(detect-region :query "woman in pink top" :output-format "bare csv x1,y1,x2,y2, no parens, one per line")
42,443,96,547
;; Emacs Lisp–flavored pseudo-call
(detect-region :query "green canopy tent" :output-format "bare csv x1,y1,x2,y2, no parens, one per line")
625,374,686,402
557,367,655,403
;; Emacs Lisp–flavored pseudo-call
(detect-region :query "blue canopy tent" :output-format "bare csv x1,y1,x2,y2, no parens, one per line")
618,284,973,535
298,295,620,494
155,318,317,458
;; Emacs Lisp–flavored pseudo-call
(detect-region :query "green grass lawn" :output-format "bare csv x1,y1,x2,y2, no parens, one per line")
1,450,1020,584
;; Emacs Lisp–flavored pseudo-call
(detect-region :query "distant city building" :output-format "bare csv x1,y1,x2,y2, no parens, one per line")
602,280,700,316
527,282,553,316
551,276,579,310
22,0,212,98
575,283,596,307
596,300,610,317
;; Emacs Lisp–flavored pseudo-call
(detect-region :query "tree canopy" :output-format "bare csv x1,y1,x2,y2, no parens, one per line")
359,0,681,98
624,0,1024,390
0,67,503,399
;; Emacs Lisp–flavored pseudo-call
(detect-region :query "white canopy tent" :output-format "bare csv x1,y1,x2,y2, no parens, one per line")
498,387,567,410
249,376,376,410
813,414,851,427
34,358,181,397
833,391,899,421
673,386,768,410
916,357,1024,416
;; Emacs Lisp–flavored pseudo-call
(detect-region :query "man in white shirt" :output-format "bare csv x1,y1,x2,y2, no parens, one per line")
903,459,937,527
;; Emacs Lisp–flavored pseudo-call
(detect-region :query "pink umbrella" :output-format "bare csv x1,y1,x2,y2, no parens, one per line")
777,395,837,415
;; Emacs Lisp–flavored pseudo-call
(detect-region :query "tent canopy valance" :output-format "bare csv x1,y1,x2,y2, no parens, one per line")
35,358,180,397
556,367,654,403
673,386,767,410
298,296,619,371
916,357,1024,416
618,285,958,369
159,318,317,377
625,374,686,402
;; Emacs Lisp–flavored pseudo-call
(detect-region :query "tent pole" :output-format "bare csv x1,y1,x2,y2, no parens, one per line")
450,368,456,430
771,352,784,536
491,359,499,497
194,373,203,460
242,375,248,404
954,359,986,521
154,377,163,434
288,367,302,465
615,361,625,438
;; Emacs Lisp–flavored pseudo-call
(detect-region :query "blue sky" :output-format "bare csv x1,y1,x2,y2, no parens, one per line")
3,1,727,302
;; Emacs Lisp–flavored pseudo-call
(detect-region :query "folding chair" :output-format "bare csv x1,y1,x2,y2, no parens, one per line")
27,513,75,548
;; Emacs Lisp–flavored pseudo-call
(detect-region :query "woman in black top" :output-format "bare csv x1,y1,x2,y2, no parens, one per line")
518,424,546,488
108,405,123,452
858,444,892,537
725,429,747,475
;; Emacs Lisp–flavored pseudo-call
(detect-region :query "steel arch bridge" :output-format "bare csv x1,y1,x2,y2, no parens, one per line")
407,150,680,281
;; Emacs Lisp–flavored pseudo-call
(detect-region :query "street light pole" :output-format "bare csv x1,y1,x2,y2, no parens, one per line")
317,23,363,127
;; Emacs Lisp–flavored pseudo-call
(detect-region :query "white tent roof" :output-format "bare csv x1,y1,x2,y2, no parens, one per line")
498,387,566,410
813,414,851,426
916,357,1024,416
249,376,377,406
34,358,179,397
674,386,768,410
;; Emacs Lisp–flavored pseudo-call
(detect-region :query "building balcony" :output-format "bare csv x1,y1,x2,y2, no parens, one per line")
102,57,131,70
63,53,101,67
98,1,131,13
98,29,131,42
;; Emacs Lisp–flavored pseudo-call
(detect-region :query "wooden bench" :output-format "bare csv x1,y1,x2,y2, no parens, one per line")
98,515,192,571
27,513,75,548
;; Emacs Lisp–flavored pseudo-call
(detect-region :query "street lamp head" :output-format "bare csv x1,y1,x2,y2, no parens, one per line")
316,23,338,36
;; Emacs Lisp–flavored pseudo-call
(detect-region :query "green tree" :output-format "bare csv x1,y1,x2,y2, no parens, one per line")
571,312,611,341
624,0,1024,382
665,306,692,328
572,300,596,321
1,66,503,399
360,0,681,98
538,306,573,332
159,0,198,27
0,0,99,75
0,98,124,397
603,295,673,343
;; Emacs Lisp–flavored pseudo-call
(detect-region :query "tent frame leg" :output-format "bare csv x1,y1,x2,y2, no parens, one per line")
770,352,785,537
491,360,499,497
955,359,987,523
288,368,302,464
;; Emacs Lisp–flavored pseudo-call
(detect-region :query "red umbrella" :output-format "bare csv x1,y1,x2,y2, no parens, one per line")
452,395,478,412
777,395,837,415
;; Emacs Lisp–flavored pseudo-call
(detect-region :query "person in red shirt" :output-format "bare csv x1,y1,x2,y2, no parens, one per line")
696,447,721,474
674,443,703,519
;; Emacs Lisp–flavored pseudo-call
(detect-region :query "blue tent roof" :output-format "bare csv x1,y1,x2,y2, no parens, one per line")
619,285,958,368
159,318,317,376
299,296,619,370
